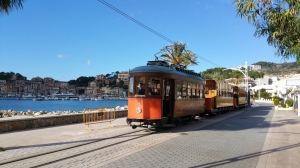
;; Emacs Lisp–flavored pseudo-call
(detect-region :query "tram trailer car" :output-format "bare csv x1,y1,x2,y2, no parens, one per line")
127,60,206,128
205,79,249,115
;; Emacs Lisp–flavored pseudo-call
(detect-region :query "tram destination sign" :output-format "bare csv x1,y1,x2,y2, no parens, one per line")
286,79,300,86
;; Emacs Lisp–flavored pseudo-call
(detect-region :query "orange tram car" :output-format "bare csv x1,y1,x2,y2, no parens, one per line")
127,60,252,129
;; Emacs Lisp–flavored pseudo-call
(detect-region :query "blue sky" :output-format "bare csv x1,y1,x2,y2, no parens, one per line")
0,0,295,81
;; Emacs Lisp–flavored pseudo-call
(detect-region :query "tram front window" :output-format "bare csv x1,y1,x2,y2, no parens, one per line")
135,77,145,95
148,77,160,95
137,83,145,95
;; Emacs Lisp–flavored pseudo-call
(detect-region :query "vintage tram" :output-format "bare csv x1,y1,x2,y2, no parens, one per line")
127,60,206,128
204,79,250,115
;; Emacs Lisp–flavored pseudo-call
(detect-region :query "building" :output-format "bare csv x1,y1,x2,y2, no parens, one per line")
0,80,6,86
249,64,261,71
118,71,129,85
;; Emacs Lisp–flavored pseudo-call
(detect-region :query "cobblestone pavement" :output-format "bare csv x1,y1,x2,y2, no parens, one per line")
1,103,291,168
98,105,274,168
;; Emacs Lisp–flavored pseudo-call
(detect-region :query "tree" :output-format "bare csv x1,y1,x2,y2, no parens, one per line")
230,71,244,85
77,89,85,95
118,80,124,88
248,71,264,80
254,88,271,99
157,42,198,69
0,0,25,15
234,0,300,63
200,67,243,81
68,76,95,87
122,85,128,90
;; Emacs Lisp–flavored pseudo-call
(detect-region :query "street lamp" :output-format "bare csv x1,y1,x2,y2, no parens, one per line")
223,61,249,106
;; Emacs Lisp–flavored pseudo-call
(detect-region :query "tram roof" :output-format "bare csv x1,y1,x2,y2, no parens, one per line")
130,64,205,81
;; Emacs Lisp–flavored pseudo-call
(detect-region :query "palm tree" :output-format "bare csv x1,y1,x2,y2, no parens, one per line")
0,0,25,15
157,42,198,69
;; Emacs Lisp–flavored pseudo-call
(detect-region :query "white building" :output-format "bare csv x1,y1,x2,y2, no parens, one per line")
118,71,129,85
249,64,261,71
253,74,300,98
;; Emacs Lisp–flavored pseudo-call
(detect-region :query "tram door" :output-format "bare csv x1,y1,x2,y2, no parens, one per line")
162,79,174,117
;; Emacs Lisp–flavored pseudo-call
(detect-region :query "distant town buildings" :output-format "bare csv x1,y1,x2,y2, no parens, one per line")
237,64,261,71
0,71,129,98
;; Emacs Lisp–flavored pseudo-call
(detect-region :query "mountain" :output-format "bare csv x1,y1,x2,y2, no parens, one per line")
253,61,300,76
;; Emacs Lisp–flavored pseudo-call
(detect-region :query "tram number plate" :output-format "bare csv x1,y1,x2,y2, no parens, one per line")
98,112,104,116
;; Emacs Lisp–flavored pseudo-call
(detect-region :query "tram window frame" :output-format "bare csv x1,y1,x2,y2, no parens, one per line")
148,77,161,96
176,80,182,99
135,76,146,96
182,81,187,99
203,84,206,98
129,77,134,96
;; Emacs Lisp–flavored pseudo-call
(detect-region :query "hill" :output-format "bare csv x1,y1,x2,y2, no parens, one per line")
253,61,300,76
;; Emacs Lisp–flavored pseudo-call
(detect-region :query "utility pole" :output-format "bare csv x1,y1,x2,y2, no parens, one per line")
223,61,249,107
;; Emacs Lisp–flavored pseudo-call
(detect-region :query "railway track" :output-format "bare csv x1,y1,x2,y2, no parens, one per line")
0,125,178,168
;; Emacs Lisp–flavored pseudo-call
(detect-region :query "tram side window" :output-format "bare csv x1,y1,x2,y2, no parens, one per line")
191,83,196,98
148,77,160,95
129,77,134,96
188,82,192,98
176,80,182,99
196,84,200,98
135,77,145,95
182,81,187,98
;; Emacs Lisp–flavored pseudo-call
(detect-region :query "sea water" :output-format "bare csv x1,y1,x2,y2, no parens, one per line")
0,99,128,112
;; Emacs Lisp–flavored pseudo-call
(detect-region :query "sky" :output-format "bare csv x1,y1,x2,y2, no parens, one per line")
0,0,296,82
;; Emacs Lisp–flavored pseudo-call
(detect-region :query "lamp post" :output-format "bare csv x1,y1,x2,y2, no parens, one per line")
223,61,249,106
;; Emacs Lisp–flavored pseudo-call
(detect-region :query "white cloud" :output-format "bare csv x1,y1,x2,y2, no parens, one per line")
87,60,91,66
57,54,67,58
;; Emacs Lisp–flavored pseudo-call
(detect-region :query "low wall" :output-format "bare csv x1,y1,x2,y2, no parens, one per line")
0,110,127,133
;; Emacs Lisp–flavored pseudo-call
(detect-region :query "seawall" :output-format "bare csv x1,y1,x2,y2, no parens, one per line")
0,110,127,133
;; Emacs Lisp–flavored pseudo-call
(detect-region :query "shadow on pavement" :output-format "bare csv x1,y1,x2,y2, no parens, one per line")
189,142,300,168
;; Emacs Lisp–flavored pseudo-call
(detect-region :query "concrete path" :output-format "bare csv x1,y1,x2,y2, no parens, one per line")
257,107,300,168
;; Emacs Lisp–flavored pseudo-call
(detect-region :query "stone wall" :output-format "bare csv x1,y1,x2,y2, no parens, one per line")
0,110,127,133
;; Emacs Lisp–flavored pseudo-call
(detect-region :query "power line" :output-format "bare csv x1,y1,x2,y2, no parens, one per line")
98,0,174,44
98,0,222,68
196,54,222,67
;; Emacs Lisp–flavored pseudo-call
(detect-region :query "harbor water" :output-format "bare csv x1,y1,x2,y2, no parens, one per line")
0,99,128,112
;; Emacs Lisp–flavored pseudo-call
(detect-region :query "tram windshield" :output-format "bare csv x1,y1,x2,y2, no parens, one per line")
148,77,160,95
135,77,145,95
129,76,161,96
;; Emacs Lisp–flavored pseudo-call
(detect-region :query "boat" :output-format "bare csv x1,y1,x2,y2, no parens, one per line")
33,97,42,101
52,93,77,100
22,94,35,100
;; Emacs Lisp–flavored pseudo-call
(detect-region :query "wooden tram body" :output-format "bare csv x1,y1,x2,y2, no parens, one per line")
204,79,248,114
127,61,206,128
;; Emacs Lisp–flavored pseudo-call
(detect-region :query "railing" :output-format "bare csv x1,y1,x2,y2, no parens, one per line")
82,108,115,130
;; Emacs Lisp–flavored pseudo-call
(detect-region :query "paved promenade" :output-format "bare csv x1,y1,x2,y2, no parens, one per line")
0,102,299,167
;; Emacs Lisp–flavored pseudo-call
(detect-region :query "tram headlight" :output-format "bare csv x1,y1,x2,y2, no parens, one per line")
136,107,142,114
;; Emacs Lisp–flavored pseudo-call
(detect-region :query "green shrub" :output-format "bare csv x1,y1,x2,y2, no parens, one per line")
0,146,4,152
285,99,293,107
273,96,283,101
280,101,286,108
274,99,279,106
